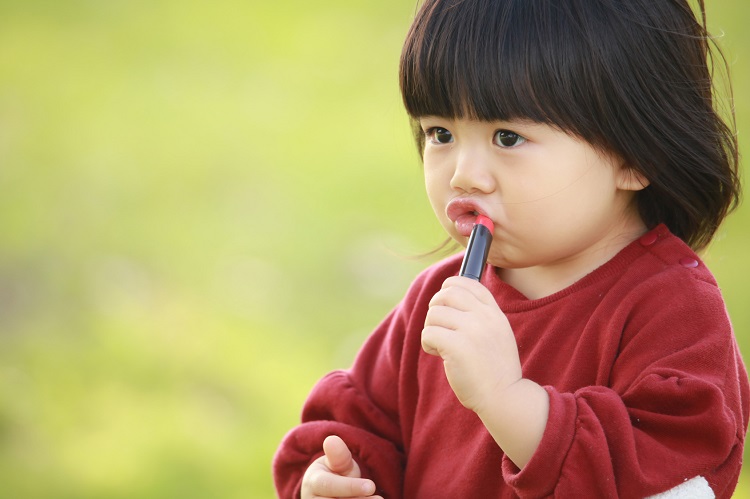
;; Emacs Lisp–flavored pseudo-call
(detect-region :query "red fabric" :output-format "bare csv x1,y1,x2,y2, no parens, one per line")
273,225,749,498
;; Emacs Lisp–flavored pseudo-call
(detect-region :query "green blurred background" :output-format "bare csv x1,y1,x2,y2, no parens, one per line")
0,1,747,497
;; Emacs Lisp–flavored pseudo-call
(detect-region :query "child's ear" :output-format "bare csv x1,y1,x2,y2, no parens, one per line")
616,165,650,192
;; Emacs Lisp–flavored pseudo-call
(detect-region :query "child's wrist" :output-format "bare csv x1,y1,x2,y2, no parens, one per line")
474,377,537,417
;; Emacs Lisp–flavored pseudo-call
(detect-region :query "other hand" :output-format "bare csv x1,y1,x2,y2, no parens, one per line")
301,435,381,499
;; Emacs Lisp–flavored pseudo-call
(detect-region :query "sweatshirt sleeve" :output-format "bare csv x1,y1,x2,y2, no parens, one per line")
272,264,442,499
272,370,405,499
502,271,749,498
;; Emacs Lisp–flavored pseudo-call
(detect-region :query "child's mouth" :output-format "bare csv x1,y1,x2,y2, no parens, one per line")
446,199,492,237
453,212,483,237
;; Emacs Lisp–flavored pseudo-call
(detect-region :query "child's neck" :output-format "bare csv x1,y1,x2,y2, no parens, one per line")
497,219,648,300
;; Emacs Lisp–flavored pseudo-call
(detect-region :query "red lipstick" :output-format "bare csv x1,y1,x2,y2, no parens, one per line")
459,215,494,282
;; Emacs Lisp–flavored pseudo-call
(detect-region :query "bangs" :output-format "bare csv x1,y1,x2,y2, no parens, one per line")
399,0,605,142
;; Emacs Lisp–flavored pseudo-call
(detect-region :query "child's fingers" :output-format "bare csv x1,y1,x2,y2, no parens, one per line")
318,436,377,497
302,437,379,499
311,494,382,499
322,435,357,476
441,275,497,305
307,473,376,498
429,285,476,312
423,286,476,356
422,323,454,357
424,304,463,331
312,496,383,499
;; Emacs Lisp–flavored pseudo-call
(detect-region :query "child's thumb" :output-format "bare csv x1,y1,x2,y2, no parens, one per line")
322,435,358,477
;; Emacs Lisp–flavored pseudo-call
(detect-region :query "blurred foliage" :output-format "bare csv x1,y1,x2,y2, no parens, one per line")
0,1,747,497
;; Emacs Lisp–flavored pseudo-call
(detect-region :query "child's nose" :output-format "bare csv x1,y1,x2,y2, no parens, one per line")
450,149,497,194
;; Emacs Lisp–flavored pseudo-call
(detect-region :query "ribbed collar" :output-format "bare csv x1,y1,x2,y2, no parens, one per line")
481,224,672,313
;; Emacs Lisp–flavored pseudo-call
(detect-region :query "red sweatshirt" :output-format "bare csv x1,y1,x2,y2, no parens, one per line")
273,225,749,498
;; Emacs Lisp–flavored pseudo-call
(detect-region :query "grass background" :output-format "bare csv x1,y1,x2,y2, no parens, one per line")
0,1,747,497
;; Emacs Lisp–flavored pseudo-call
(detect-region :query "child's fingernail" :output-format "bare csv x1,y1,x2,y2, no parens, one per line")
362,480,375,494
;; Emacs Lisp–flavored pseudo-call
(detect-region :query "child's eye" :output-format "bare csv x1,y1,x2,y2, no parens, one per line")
425,127,454,144
494,130,526,148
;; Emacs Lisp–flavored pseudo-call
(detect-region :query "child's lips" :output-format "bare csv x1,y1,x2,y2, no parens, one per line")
446,199,490,237
453,213,480,237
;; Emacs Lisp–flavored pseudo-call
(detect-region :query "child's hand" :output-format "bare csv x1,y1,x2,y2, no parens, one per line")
422,275,523,413
301,435,381,499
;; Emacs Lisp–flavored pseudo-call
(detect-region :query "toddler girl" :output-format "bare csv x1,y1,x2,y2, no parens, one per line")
274,0,749,497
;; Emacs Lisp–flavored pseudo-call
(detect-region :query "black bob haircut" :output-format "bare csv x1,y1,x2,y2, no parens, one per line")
399,0,740,251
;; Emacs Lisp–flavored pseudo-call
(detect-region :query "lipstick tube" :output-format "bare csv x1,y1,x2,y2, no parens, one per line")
459,215,494,281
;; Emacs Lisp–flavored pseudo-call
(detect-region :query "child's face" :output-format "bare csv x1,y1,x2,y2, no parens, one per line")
420,117,647,274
